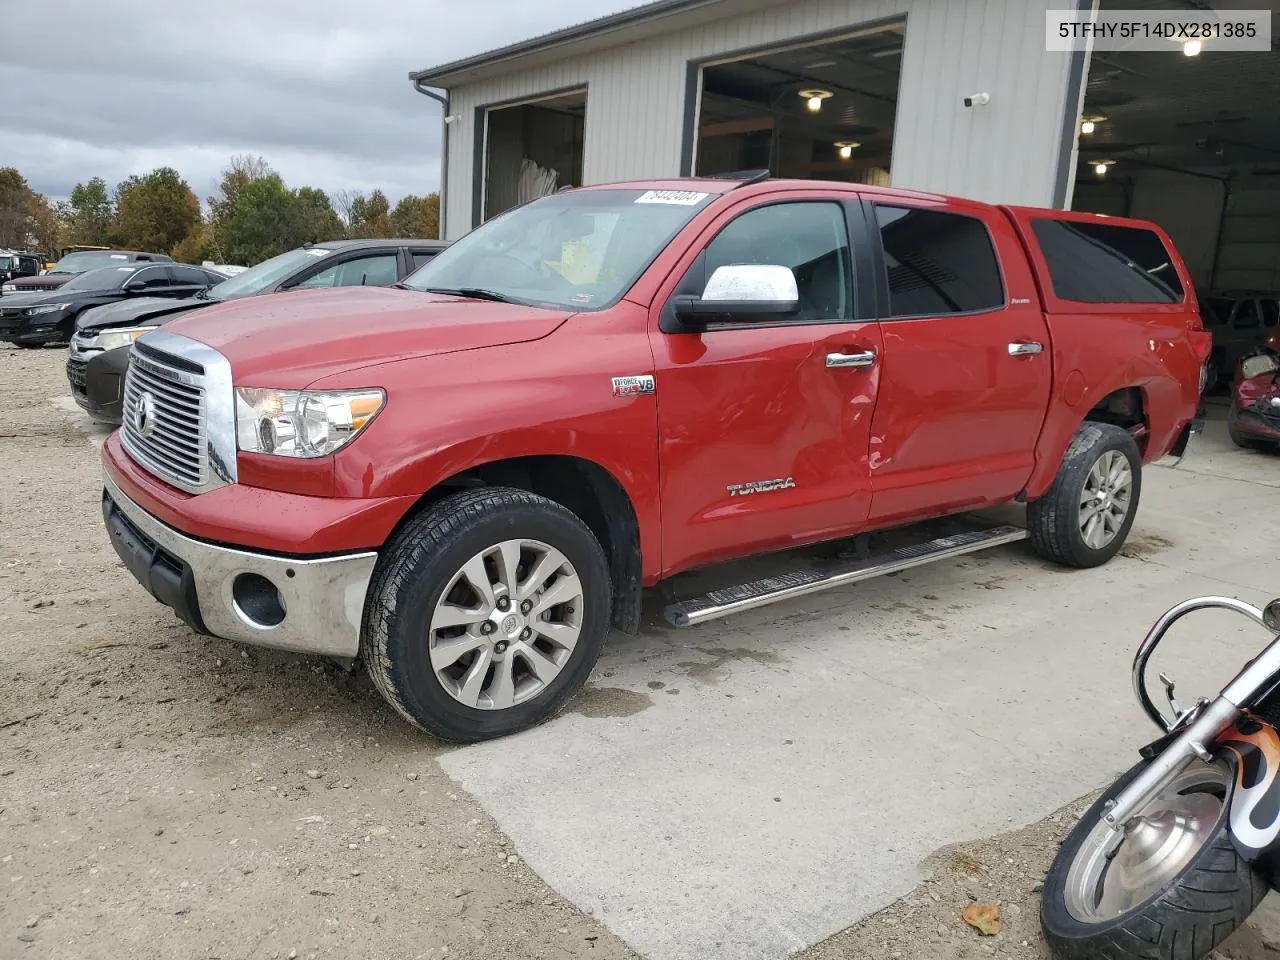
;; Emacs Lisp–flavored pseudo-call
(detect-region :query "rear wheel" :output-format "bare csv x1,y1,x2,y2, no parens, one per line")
1029,422,1142,568
363,487,611,743
1041,759,1265,960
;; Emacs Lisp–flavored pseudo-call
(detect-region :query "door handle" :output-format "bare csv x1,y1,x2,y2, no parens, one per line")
1008,341,1044,357
826,350,876,369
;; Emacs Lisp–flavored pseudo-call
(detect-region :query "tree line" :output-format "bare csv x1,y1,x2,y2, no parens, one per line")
0,155,439,266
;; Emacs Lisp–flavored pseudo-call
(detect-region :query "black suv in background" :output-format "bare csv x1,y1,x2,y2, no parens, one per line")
1,249,173,295
67,238,449,422
0,251,43,287
0,262,226,348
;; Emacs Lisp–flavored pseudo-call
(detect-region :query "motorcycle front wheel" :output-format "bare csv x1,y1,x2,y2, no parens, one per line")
1041,758,1266,960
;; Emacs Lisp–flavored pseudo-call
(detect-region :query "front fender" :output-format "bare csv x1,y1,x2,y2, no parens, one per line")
315,312,663,578
1221,716,1280,864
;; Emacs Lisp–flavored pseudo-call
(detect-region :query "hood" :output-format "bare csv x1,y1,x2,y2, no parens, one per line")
77,295,207,332
8,275,72,292
1238,370,1280,406
0,289,77,310
162,286,576,388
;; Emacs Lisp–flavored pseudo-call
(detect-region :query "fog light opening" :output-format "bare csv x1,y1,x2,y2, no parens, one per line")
232,573,286,628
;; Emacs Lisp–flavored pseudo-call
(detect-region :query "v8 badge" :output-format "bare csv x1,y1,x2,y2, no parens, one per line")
611,375,656,398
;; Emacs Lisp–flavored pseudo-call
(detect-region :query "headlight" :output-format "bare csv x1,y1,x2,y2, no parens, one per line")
26,303,70,316
95,328,151,351
235,387,385,458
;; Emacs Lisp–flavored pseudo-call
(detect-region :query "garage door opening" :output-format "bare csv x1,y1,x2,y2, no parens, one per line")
482,89,586,223
693,24,904,184
1071,2,1280,388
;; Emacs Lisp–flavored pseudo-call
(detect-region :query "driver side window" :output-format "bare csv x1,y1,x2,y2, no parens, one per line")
700,202,854,322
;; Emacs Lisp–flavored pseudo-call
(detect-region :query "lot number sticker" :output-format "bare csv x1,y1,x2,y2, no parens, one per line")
634,190,709,206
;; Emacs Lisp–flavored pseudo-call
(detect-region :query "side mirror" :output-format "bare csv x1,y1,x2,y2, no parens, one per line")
673,264,799,322
124,279,146,292
1241,354,1279,380
1264,598,1280,633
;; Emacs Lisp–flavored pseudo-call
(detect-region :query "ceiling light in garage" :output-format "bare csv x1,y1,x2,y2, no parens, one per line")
1094,160,1115,176
1183,39,1202,56
835,141,862,160
800,89,833,112
1080,115,1106,135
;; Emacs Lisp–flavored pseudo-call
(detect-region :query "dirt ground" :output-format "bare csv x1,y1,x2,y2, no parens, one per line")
0,342,1275,960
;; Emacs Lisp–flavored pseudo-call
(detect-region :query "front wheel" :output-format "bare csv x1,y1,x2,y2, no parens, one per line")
1041,758,1265,960
363,487,612,743
1029,422,1142,568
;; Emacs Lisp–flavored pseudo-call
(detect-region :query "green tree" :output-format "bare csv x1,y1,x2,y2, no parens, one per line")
390,193,440,239
63,177,114,246
28,192,61,257
0,167,34,249
294,186,344,244
112,167,201,255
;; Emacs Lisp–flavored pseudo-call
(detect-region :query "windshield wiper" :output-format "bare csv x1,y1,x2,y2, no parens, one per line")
421,286,516,304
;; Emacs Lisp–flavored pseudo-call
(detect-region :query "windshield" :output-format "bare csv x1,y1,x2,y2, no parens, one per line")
206,247,334,300
0,256,11,270
50,251,138,274
403,189,717,310
59,265,138,292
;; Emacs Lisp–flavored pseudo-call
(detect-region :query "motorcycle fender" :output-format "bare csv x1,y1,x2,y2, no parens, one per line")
1220,715,1280,862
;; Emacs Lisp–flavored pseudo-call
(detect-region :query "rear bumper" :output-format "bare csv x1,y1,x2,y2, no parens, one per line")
103,470,376,658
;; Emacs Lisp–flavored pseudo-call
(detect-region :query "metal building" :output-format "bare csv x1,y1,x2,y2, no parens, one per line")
411,0,1091,241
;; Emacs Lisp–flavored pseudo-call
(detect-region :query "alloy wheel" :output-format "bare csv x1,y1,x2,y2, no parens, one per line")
427,539,584,710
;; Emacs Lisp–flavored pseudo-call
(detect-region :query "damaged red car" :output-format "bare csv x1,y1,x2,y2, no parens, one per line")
1229,336,1280,450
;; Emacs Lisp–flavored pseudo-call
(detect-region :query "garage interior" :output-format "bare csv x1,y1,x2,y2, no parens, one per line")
482,90,586,222
693,24,903,184
1071,0,1280,384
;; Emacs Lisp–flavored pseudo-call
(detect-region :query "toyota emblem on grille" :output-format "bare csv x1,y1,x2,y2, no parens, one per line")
134,391,157,438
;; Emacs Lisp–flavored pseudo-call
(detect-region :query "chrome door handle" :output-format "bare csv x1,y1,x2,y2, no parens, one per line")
1008,341,1044,357
826,351,876,369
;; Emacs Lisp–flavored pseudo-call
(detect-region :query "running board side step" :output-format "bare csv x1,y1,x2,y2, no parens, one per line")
664,525,1028,627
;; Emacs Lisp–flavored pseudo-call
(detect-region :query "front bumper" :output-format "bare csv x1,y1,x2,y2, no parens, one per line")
0,317,67,345
102,470,377,658
1233,406,1280,443
67,347,126,423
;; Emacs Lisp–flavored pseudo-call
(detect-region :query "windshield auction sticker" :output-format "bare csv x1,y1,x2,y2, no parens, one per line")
1047,9,1271,51
635,190,709,205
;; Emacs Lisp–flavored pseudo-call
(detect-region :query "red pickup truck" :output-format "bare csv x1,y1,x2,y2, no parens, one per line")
99,175,1208,741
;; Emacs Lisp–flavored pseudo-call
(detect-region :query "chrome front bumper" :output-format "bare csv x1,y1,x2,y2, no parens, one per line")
103,472,377,658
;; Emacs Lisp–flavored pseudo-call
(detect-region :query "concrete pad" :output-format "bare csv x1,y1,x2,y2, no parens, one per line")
439,418,1280,960
49,395,114,449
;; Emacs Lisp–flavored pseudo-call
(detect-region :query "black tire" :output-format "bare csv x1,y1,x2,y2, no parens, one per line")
1028,422,1142,568
362,487,611,743
14,342,43,349
1041,759,1266,960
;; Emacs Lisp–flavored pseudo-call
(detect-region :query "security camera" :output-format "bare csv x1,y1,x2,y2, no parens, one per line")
444,114,460,124
963,93,991,107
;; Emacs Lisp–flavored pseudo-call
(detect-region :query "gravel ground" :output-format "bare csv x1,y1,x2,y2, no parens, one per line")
2,342,1276,960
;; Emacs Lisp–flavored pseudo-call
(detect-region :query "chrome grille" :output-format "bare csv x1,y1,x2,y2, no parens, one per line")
121,346,208,491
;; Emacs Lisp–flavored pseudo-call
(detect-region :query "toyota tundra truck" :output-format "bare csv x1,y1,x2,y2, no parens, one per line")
99,174,1208,742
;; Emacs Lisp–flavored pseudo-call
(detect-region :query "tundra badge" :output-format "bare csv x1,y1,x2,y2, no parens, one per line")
726,477,796,497
612,375,656,398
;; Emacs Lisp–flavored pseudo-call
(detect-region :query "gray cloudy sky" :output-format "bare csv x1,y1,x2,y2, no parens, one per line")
6,0,630,204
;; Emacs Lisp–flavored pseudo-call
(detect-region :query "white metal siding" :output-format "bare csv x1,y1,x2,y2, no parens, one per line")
441,0,1077,238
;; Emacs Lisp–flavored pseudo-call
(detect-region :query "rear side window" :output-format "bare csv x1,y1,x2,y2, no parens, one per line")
411,250,437,269
1234,299,1260,329
873,206,1005,317
1031,219,1183,303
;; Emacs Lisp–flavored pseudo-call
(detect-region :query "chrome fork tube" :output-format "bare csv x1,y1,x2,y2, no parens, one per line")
1104,596,1276,833
1102,698,1241,829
